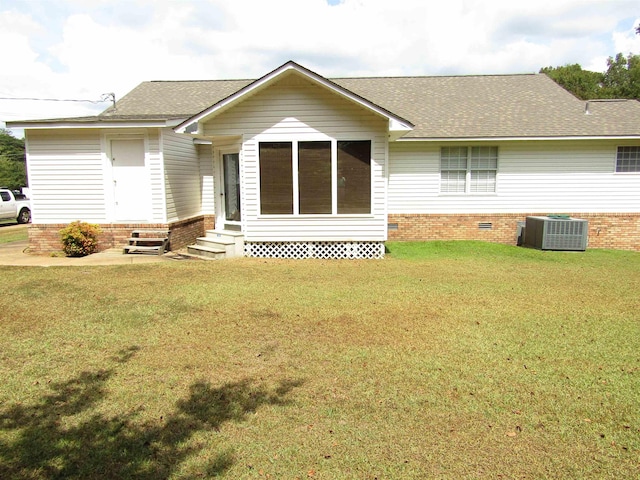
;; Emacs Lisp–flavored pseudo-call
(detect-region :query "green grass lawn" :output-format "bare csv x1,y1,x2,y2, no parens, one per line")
0,224,27,243
1,242,639,479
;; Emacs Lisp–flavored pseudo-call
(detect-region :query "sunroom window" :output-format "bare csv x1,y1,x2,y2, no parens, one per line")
298,141,332,214
337,140,372,214
440,146,498,193
259,142,293,214
259,140,371,215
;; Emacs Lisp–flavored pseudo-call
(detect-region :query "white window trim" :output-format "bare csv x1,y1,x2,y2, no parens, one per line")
257,138,373,216
615,145,640,174
440,146,498,195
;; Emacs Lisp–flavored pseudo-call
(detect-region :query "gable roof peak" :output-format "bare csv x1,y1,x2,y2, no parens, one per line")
174,60,414,136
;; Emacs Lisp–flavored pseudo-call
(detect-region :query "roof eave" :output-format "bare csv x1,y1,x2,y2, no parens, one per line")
396,134,640,142
7,118,186,130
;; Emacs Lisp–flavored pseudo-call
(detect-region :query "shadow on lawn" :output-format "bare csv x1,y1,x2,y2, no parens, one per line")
0,346,302,479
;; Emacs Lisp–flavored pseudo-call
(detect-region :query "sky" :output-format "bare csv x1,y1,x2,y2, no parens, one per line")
1,0,639,137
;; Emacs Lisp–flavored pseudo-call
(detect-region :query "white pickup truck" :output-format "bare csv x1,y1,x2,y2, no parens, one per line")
0,188,31,224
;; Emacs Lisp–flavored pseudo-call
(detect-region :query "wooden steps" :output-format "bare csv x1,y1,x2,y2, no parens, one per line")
123,229,170,255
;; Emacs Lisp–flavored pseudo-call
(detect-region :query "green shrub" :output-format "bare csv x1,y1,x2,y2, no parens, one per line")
59,221,102,257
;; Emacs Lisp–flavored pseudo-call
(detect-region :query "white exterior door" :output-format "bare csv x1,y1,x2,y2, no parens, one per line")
110,139,149,222
223,153,241,223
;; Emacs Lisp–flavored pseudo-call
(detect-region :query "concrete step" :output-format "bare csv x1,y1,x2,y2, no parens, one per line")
184,230,244,260
204,229,243,240
202,230,244,257
195,237,235,256
186,244,226,260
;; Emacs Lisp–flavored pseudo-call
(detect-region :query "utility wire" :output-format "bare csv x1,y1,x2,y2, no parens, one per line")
0,97,103,103
0,93,115,105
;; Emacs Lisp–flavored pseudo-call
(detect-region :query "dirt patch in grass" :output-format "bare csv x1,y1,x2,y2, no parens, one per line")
1,243,639,478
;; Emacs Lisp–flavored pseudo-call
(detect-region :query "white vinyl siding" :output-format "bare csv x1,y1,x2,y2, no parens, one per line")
162,129,201,222
26,128,167,224
25,129,105,223
389,140,640,214
203,74,388,241
146,129,165,223
197,143,215,214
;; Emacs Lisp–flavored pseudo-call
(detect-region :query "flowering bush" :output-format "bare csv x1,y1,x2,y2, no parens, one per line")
59,221,102,257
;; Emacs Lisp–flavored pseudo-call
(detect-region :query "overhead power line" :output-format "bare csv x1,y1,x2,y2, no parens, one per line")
0,96,101,103
0,93,116,107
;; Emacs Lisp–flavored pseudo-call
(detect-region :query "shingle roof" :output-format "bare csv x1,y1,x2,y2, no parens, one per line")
100,79,253,119
333,75,640,138
16,72,640,138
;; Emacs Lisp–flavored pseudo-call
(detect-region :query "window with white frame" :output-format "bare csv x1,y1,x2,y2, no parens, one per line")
259,140,371,215
616,146,640,172
440,146,498,193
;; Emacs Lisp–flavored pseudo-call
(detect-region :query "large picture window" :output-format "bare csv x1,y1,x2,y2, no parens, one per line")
337,140,371,214
259,140,371,215
616,146,640,172
298,141,332,214
259,142,293,214
441,146,498,193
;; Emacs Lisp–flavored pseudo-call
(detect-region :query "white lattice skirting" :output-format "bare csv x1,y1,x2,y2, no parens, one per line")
244,241,385,259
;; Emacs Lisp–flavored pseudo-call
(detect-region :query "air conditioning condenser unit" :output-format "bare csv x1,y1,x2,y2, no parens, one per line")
523,216,588,251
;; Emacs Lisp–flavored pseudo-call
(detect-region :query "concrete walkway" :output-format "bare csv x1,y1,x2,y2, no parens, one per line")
0,240,178,267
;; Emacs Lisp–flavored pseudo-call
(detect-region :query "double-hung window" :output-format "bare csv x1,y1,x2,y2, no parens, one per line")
440,146,498,193
616,146,640,172
259,140,371,215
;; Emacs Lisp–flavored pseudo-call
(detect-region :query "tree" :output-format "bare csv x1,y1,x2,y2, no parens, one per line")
602,53,640,99
539,64,604,100
541,53,640,100
0,129,26,189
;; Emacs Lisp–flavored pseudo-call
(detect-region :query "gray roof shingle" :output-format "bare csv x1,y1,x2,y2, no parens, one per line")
100,79,253,119
17,73,640,139
333,74,640,138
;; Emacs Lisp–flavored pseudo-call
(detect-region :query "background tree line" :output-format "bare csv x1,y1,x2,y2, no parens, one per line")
540,53,640,100
0,129,26,190
541,26,640,100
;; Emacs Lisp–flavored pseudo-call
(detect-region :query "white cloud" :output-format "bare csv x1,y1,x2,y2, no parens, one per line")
0,10,102,128
612,22,640,57
2,0,640,136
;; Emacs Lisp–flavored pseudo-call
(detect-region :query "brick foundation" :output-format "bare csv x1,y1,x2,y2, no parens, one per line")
27,215,215,254
167,215,215,250
387,213,640,252
27,212,639,254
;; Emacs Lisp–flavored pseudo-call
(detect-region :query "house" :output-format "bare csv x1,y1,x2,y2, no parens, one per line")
8,61,640,257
